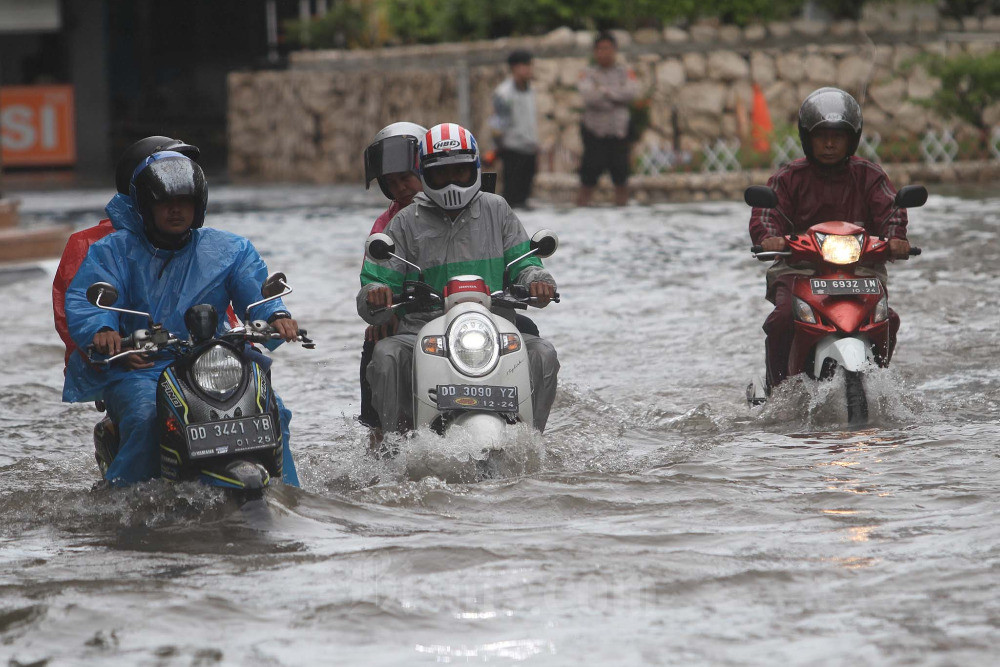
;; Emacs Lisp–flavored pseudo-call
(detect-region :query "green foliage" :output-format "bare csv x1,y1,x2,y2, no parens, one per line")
304,0,806,48
918,51,1000,131
285,1,371,49
937,0,1000,18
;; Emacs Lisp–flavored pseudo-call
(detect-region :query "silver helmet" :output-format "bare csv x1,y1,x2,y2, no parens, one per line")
364,122,428,200
798,87,863,162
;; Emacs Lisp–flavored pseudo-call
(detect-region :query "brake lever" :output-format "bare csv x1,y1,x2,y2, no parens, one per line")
297,329,315,349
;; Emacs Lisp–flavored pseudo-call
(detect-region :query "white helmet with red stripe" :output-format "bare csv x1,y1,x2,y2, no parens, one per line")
418,123,481,210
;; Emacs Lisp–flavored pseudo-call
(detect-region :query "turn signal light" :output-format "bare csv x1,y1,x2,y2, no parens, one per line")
421,336,447,356
500,333,521,355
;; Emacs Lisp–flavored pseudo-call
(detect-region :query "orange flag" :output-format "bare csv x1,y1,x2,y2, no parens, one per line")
750,83,773,154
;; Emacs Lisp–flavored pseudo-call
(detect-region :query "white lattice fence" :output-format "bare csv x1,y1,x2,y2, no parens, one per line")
702,139,741,173
772,136,804,168
920,128,959,165
635,144,694,175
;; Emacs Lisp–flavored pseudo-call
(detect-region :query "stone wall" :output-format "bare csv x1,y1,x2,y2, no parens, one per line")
228,7,1000,186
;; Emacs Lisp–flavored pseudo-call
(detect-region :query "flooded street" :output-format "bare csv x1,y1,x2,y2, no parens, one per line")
2,185,998,665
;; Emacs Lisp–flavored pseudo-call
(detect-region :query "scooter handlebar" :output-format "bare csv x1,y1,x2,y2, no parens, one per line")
909,247,922,256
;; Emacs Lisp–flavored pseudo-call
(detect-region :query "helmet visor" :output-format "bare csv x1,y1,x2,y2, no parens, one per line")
144,158,203,201
423,162,478,190
364,135,419,188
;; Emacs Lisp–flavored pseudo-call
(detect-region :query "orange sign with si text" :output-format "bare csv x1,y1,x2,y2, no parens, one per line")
1,85,76,167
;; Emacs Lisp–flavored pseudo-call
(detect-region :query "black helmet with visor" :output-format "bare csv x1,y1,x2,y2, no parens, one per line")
115,135,200,196
798,87,863,163
130,151,208,248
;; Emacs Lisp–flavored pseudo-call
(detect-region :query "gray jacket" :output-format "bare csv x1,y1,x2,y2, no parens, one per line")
358,191,555,327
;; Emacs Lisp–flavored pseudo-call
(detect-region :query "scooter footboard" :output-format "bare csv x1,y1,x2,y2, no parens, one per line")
813,335,872,376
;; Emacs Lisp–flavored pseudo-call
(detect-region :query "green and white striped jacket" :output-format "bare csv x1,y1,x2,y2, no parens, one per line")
357,191,555,326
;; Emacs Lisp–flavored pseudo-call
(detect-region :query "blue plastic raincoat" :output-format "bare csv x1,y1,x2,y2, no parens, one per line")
62,194,298,487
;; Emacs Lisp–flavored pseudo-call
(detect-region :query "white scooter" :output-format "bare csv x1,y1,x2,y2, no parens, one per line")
364,230,559,467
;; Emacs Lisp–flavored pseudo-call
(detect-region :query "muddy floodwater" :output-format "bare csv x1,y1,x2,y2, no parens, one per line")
2,185,998,665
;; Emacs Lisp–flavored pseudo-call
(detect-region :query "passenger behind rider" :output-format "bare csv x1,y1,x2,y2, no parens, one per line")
359,122,542,432
53,136,202,369
358,123,559,433
359,122,428,431
63,151,302,487
749,87,911,390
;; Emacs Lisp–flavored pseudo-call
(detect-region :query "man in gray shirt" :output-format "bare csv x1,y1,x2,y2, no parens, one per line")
577,32,639,207
491,50,539,209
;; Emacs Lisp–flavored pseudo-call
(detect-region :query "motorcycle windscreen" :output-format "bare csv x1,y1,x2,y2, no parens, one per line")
364,135,419,189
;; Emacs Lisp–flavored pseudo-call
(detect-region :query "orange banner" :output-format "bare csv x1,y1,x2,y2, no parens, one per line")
1,85,76,167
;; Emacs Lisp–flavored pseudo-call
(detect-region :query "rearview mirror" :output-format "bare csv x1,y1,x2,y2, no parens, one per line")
366,233,395,261
894,185,928,209
86,282,119,307
529,230,559,258
261,272,288,298
744,186,778,209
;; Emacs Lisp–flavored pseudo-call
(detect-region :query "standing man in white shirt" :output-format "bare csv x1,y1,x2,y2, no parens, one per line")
491,49,539,209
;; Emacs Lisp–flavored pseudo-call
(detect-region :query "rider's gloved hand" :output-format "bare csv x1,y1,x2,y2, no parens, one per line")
888,238,911,260
529,281,556,307
760,237,788,252
92,328,122,356
366,285,394,311
271,316,300,342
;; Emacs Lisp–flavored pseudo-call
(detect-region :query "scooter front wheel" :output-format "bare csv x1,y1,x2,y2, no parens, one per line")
844,370,869,426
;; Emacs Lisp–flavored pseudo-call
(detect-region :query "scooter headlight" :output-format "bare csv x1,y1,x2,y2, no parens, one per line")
447,313,500,377
191,344,243,399
816,233,862,265
873,294,889,323
793,297,817,324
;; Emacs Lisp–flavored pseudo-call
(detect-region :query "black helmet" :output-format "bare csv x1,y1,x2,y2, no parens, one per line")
130,151,208,245
364,122,427,200
798,87,863,163
115,135,200,196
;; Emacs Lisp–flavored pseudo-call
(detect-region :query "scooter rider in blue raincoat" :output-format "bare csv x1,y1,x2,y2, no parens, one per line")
63,151,301,487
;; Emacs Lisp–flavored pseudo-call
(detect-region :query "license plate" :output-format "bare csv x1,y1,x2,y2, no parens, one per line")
436,384,519,412
810,278,881,295
186,414,276,458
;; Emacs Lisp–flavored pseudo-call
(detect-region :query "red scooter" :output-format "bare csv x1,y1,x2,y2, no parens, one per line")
744,184,927,425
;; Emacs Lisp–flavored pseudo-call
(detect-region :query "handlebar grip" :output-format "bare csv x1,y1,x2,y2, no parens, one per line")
369,293,402,316
909,247,922,256
751,245,763,254
552,292,561,303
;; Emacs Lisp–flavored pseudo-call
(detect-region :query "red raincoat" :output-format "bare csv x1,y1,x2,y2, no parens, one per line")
53,220,116,366
749,156,908,245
